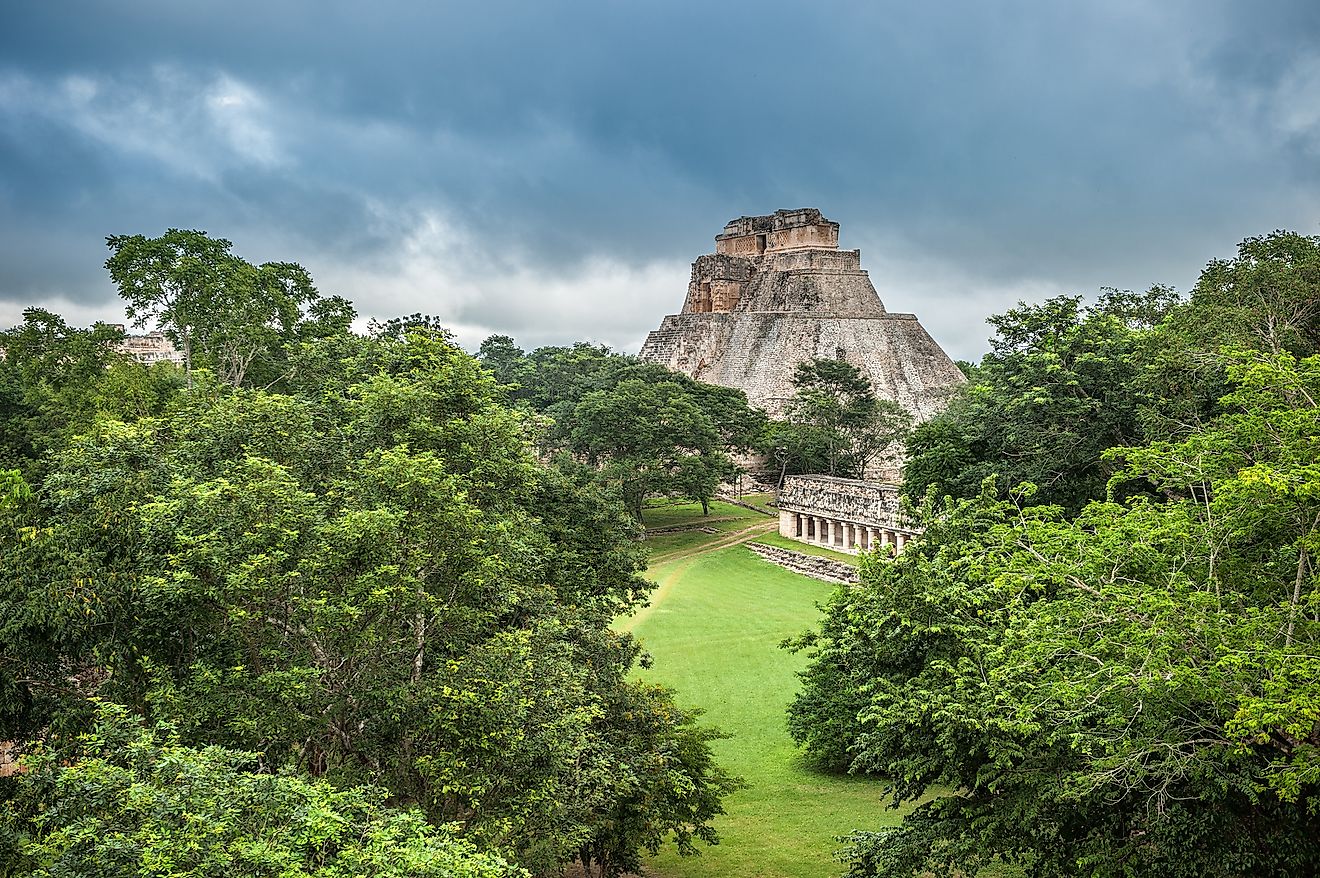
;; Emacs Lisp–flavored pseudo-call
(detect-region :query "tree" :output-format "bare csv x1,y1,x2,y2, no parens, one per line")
496,342,761,516
0,309,128,478
104,230,354,387
0,703,524,878
104,230,230,384
903,287,1179,513
566,379,734,518
761,419,833,489
476,334,528,390
1140,231,1320,440
788,351,1320,877
0,328,739,876
778,358,909,479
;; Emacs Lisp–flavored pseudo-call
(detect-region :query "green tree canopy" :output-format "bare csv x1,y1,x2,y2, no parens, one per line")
766,357,910,482
0,328,739,877
0,309,186,485
567,378,734,518
476,338,765,516
788,351,1320,877
903,287,1179,513
1,703,525,878
104,229,354,387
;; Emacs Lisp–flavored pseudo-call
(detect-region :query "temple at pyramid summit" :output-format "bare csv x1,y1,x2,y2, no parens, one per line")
638,208,965,424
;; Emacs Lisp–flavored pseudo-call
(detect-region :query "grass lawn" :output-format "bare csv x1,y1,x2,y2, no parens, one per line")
641,500,775,557
624,542,917,878
641,499,770,530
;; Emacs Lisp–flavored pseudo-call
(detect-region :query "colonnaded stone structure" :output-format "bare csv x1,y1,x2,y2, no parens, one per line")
111,326,186,366
776,475,916,555
638,208,965,422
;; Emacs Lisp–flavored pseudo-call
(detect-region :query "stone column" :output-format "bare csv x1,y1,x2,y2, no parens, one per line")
896,533,907,553
779,509,796,539
826,519,836,547
863,527,873,551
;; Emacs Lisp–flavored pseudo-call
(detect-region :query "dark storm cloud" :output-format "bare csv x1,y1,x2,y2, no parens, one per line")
2,1,1319,358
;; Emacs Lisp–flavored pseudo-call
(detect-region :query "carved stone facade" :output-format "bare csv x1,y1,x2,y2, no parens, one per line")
776,475,917,555
639,209,965,426
112,327,185,366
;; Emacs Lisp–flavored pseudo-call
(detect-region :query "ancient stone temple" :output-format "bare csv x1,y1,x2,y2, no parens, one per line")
776,475,917,555
638,209,965,422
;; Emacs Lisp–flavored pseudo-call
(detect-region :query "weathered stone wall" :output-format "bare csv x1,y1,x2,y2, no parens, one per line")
732,253,885,316
639,208,965,432
746,543,858,584
716,208,840,256
112,327,185,365
778,475,914,532
715,234,766,258
682,254,754,313
642,311,961,422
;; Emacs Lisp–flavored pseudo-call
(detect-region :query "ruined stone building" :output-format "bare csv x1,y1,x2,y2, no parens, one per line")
638,209,965,422
112,327,185,366
776,475,916,555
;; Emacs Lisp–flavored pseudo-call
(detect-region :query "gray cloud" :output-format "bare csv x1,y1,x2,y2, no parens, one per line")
2,1,1319,361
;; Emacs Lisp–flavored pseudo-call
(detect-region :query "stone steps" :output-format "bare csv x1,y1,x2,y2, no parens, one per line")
639,328,682,362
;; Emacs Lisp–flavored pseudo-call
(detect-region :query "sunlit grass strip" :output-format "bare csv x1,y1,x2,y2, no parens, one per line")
629,543,913,878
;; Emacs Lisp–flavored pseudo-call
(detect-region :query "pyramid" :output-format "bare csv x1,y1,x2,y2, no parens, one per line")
639,209,965,425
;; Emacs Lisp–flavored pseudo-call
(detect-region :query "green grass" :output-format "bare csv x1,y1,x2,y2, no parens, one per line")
641,499,769,530
641,500,775,557
643,529,730,557
730,491,778,513
624,542,916,878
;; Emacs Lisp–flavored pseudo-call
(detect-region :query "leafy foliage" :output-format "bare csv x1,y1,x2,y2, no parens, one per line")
1141,230,1320,440
104,229,354,387
903,287,1179,513
789,351,1320,877
1,318,739,876
477,339,765,518
0,309,177,481
767,358,910,482
0,703,524,878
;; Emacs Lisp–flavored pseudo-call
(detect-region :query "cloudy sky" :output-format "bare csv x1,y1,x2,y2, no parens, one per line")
3,1,1319,360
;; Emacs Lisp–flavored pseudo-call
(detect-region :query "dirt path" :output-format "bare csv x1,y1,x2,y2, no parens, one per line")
621,519,778,634
647,519,778,567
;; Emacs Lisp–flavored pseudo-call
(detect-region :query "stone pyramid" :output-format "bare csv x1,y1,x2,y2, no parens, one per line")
639,209,965,423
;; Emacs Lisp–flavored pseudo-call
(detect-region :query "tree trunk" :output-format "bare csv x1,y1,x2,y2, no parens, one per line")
412,581,426,684
1287,546,1308,648
182,326,193,389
